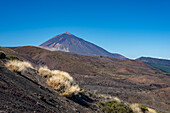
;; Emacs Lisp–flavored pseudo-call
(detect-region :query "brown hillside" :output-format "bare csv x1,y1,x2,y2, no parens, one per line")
0,46,170,112
7,46,163,75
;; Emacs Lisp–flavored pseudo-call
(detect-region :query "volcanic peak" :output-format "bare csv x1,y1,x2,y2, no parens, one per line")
63,32,72,35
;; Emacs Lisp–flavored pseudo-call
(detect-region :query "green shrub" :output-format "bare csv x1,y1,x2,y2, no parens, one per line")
0,51,6,59
6,55,19,61
156,110,161,113
155,71,161,74
138,104,148,113
98,100,133,113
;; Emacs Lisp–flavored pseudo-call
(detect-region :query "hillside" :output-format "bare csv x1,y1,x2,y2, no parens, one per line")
137,57,170,73
0,58,103,113
0,46,170,112
0,56,162,113
39,32,126,59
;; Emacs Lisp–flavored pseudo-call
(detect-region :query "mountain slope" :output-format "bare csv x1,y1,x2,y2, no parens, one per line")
5,46,163,75
39,32,126,59
0,57,163,113
1,46,170,112
0,58,102,113
137,57,170,73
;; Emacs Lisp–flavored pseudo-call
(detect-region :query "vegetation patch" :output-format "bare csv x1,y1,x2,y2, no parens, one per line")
38,66,80,97
38,66,52,78
129,103,159,113
0,51,6,59
98,100,133,113
6,55,19,61
138,104,148,113
5,60,33,72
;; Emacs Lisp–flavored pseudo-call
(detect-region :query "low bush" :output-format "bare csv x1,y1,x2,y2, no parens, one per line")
47,76,70,91
130,104,143,113
62,84,80,96
6,55,19,61
156,110,160,113
138,104,148,113
0,51,6,59
130,103,158,113
38,66,52,78
51,70,73,81
38,66,80,97
5,60,33,72
38,66,73,81
98,100,133,113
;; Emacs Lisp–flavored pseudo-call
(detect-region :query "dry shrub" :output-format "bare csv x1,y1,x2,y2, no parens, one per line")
47,76,70,91
113,97,121,102
21,61,33,68
130,103,157,113
130,104,143,113
5,60,33,72
38,66,52,78
62,84,80,97
39,66,80,97
47,75,80,97
38,66,73,81
147,108,157,113
51,70,73,81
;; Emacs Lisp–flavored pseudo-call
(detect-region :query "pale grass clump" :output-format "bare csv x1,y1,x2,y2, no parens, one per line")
130,103,157,113
21,61,33,68
113,97,121,102
98,94,121,101
147,108,157,113
47,75,80,97
62,84,80,97
130,103,143,113
5,60,33,72
51,70,73,81
47,76,71,91
39,66,80,97
38,66,52,78
38,66,73,81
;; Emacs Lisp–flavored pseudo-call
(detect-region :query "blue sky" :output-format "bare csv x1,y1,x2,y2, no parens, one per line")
0,0,170,59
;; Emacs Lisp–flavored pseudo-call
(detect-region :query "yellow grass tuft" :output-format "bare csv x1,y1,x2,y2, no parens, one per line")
62,84,80,97
130,103,157,113
38,66,52,78
51,70,73,81
130,103,143,113
5,60,33,72
47,76,70,90
46,74,80,97
113,97,121,102
147,108,157,113
39,66,80,97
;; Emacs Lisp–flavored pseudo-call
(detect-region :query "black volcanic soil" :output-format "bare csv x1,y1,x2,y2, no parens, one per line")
0,46,170,113
0,59,101,113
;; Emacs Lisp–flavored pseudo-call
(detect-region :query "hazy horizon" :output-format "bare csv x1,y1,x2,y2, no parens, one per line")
0,0,170,59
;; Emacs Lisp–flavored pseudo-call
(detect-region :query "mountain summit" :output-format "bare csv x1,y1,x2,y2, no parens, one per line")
39,32,126,59
64,31,72,35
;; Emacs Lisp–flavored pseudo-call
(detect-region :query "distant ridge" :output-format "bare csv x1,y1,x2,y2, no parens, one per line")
137,57,170,73
39,32,126,60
